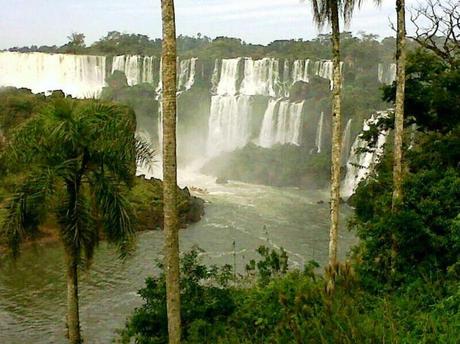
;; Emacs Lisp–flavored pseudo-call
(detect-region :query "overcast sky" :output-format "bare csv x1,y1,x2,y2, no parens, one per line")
0,0,421,49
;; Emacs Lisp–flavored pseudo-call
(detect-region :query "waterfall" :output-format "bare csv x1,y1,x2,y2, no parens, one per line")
216,58,241,95
111,55,141,86
341,113,389,198
314,60,338,89
259,99,281,148
378,63,396,84
258,99,304,148
211,59,220,94
315,111,324,153
291,59,310,83
239,58,280,97
184,58,197,90
141,56,156,84
0,51,106,98
177,58,197,91
207,95,253,156
154,57,197,93
341,119,352,165
177,59,190,90
282,59,290,83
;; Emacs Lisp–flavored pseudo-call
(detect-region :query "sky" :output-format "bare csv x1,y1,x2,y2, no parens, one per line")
0,0,421,49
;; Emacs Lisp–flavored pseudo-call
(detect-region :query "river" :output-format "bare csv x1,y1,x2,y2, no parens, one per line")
0,170,355,343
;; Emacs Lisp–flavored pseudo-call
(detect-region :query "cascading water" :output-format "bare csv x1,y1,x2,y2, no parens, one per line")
341,119,352,165
210,59,221,94
216,58,241,95
314,60,339,90
207,95,253,156
315,111,324,153
239,58,280,97
177,58,197,91
291,59,310,83
111,55,141,86
378,63,396,85
283,60,290,83
0,52,370,164
0,51,106,98
258,99,304,148
141,56,157,84
259,99,281,148
184,58,197,90
341,112,389,198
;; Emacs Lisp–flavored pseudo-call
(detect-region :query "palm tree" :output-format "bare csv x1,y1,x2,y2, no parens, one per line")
160,0,181,343
1,98,152,343
392,0,406,209
391,0,406,270
306,0,380,266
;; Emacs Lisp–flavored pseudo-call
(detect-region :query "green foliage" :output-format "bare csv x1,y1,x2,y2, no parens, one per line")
119,248,236,344
0,96,153,261
351,48,460,288
245,245,288,285
123,246,460,343
0,87,45,135
8,31,399,66
383,49,460,133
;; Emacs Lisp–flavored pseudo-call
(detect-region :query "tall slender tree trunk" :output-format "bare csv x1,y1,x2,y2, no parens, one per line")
65,249,81,344
392,0,406,208
328,2,343,267
391,0,406,268
161,1,181,343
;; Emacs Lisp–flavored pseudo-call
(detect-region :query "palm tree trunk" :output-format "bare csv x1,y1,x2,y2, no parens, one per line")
392,0,406,208
328,1,343,267
65,249,81,344
391,0,406,268
161,0,181,343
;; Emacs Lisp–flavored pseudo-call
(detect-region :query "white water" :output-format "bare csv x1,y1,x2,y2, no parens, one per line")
0,52,106,98
239,58,280,97
216,58,241,95
291,59,310,83
341,119,353,165
177,58,197,91
341,112,389,198
378,63,396,85
207,95,253,156
314,60,340,90
111,55,141,86
141,56,156,84
315,111,325,153
258,99,304,148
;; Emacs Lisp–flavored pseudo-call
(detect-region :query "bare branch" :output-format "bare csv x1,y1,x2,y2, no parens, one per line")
409,0,460,65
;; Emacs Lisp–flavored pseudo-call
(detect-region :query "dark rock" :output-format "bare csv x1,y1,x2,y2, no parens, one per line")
216,176,228,184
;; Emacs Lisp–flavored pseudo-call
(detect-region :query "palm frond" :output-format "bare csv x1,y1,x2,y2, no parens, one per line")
135,136,156,170
1,168,58,258
90,172,136,259
57,184,97,267
306,0,381,27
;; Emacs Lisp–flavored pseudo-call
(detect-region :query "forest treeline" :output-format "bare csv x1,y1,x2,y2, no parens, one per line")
5,31,399,62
